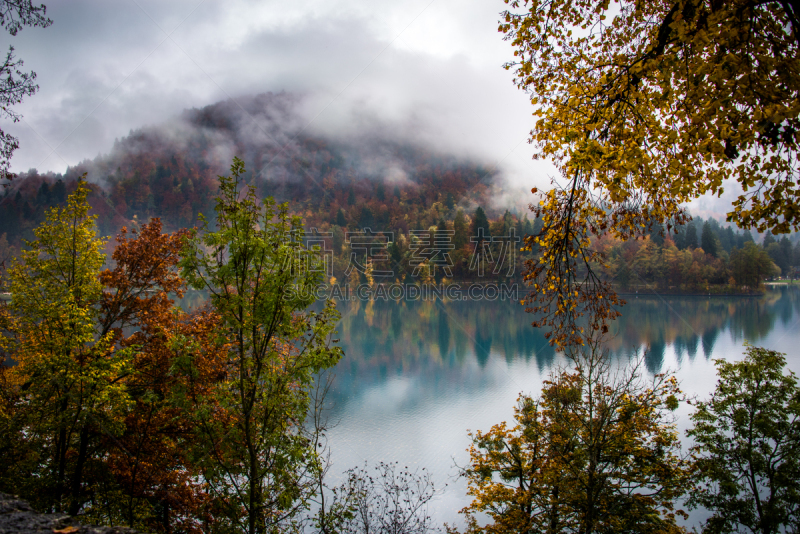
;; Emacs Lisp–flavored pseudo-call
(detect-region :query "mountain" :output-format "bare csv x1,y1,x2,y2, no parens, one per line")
0,92,530,280
0,93,512,238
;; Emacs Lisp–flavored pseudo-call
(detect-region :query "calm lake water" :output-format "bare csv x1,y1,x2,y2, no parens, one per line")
323,285,800,528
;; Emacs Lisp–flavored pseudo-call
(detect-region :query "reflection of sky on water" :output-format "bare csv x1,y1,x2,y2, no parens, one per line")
323,286,800,528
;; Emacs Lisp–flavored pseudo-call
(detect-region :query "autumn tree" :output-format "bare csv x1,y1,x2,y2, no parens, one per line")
179,157,342,534
458,341,688,534
86,220,225,533
0,178,224,531
501,0,800,345
687,345,800,534
0,180,129,514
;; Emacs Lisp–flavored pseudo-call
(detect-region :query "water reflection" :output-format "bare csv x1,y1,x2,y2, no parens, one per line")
332,286,799,387
176,285,800,526
323,286,800,528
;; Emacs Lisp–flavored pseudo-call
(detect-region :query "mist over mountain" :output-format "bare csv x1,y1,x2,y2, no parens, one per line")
2,92,522,251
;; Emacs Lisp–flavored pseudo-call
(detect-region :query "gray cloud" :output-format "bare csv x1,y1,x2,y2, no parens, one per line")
10,0,745,223
0,0,554,192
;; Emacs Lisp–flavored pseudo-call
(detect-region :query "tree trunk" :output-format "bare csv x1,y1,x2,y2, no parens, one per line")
68,425,90,516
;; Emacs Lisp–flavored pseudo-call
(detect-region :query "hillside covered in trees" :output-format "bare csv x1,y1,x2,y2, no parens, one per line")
1,92,799,290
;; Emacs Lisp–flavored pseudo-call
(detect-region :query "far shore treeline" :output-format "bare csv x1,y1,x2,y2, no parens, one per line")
2,95,800,294
2,168,798,292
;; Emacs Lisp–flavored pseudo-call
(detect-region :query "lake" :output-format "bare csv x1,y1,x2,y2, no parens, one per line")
323,285,800,528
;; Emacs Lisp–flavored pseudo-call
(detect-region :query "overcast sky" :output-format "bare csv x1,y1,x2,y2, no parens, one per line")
0,0,735,219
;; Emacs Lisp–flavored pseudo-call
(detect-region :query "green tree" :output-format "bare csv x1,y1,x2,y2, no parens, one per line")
766,242,789,275
720,227,736,254
332,225,345,254
358,206,374,229
180,157,342,534
52,178,66,203
453,209,468,250
459,342,688,534
730,242,776,287
0,180,130,514
648,222,665,247
445,192,455,210
701,222,718,258
471,206,490,243
687,345,800,534
737,231,755,249
779,237,793,265
336,208,347,228
794,241,800,268
684,220,698,250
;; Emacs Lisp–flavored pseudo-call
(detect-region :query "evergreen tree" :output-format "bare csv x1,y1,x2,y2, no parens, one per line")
766,242,790,275
52,179,66,204
684,220,699,249
389,239,402,268
526,217,536,237
721,226,736,253
674,225,686,250
701,221,718,257
347,187,356,206
763,232,777,247
737,230,755,249
779,236,792,262
648,222,665,246
358,206,374,229
36,182,50,206
453,210,468,250
471,206,490,243
336,208,347,227
376,181,385,202
445,192,455,210
332,225,344,254
515,216,524,242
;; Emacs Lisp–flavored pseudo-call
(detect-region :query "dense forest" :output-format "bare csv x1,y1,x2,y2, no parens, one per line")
1,92,799,291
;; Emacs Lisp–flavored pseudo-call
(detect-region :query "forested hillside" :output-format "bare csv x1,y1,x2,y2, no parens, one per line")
1,92,799,289
0,93,514,276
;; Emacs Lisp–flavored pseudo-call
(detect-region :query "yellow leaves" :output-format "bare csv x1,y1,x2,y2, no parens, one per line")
502,0,800,238
461,346,687,533
52,527,79,534
4,174,133,446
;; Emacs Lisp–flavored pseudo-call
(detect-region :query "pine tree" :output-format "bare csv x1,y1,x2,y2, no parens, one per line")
471,206,490,243
336,208,347,227
685,220,699,249
453,210,468,250
701,222,718,257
